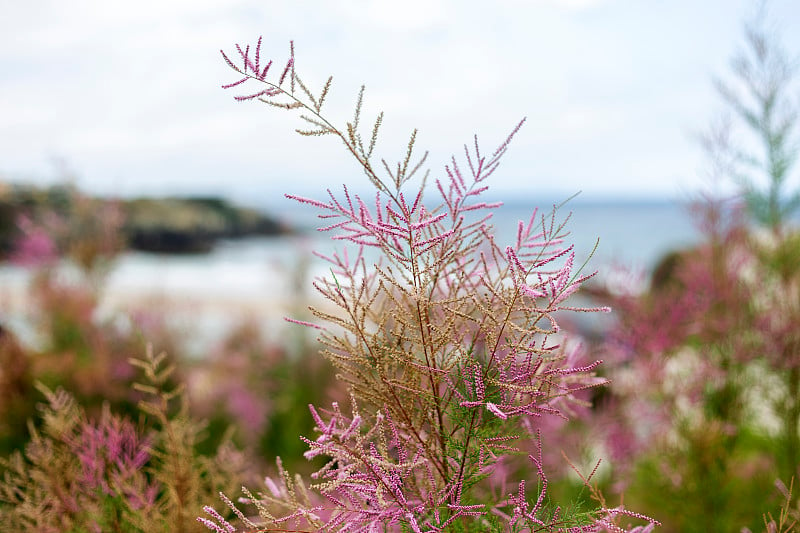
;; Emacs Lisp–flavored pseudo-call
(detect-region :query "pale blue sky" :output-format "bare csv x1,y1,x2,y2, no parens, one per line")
2,0,799,206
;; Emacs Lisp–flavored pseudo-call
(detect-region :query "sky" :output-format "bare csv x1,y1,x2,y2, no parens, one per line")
2,0,800,207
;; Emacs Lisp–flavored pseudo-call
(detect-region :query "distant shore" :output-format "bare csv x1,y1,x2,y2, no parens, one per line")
0,182,291,257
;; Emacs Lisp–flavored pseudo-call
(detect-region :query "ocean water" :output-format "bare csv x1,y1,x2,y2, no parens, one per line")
268,198,700,271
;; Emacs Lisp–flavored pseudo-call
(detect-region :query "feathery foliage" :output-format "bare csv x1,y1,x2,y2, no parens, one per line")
0,346,247,533
200,38,658,532
712,8,800,235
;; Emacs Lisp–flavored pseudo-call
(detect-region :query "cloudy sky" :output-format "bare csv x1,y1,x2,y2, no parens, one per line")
2,0,799,206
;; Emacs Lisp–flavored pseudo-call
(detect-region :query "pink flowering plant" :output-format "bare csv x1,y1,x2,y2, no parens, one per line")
580,15,800,531
0,347,247,532
199,39,658,532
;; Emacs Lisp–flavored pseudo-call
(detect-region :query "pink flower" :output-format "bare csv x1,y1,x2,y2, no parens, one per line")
11,215,58,266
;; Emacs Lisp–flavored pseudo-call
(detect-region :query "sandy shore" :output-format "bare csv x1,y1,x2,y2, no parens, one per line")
0,257,319,355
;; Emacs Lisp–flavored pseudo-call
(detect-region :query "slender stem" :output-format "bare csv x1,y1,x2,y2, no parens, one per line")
325,222,449,482
408,234,449,478
453,409,479,496
784,363,799,482
244,71,399,204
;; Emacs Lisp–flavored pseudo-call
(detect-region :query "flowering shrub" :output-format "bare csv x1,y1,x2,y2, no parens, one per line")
0,205,336,528
0,347,247,532
199,38,658,532
582,14,800,531
0,182,333,472
10,214,59,267
587,197,776,531
0,188,143,456
9,184,125,275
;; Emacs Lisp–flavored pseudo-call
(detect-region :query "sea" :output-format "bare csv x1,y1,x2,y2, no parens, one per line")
0,199,700,352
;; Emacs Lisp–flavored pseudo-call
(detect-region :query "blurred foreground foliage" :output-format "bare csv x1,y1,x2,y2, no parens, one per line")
550,11,800,531
0,349,247,532
0,184,340,531
573,199,800,532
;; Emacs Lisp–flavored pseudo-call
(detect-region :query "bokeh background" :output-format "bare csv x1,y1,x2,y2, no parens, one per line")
2,1,800,531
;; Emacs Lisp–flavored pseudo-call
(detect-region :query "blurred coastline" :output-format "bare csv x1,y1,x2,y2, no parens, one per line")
0,199,698,352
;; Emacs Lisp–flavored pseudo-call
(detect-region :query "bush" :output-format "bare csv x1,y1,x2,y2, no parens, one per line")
198,38,657,533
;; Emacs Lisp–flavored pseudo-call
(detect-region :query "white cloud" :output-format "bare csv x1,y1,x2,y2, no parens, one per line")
532,0,611,10
338,0,448,31
2,0,800,201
